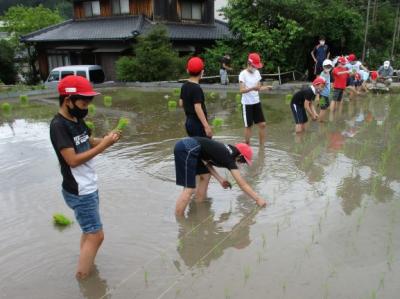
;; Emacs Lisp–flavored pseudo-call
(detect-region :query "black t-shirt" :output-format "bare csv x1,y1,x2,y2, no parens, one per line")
180,81,207,121
291,86,316,106
50,113,97,196
193,137,239,170
221,56,231,70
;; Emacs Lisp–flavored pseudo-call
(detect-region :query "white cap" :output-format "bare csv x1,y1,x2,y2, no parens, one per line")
322,59,333,67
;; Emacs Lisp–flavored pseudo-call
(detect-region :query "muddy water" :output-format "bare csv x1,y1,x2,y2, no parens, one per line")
0,89,399,299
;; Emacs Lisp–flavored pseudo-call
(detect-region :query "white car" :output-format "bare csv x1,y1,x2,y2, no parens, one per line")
44,65,105,89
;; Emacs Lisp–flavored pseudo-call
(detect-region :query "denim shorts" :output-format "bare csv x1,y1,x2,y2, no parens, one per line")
62,189,102,234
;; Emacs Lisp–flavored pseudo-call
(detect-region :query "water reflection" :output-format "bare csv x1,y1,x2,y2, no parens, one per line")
175,200,258,268
78,265,110,299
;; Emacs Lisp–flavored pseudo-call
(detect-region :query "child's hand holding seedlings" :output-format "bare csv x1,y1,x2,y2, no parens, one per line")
221,180,232,189
102,131,120,147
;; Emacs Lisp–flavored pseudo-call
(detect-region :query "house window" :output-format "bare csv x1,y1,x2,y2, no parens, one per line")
112,0,130,15
83,1,101,17
181,1,203,21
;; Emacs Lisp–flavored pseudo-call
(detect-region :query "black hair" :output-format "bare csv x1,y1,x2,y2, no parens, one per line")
319,36,326,40
58,94,94,107
188,70,202,77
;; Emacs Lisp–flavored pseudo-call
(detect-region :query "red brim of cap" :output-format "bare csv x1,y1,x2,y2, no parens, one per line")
76,91,101,96
244,157,252,166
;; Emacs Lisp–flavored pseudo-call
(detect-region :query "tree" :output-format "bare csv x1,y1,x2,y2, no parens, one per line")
2,5,64,84
0,40,17,84
116,25,185,82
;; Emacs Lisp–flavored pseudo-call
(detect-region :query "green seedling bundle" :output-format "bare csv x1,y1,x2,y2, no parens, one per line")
88,104,96,116
115,117,129,131
85,121,95,131
104,96,112,107
168,100,177,108
1,102,12,114
212,118,224,128
20,95,29,106
285,94,293,104
172,88,180,97
53,213,73,226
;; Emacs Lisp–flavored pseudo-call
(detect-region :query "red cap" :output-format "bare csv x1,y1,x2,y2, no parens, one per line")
312,76,326,86
348,54,356,62
235,143,253,166
187,57,204,73
338,56,347,64
58,75,100,96
248,53,263,69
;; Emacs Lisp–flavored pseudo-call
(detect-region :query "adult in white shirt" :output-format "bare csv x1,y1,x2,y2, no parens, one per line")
238,53,271,145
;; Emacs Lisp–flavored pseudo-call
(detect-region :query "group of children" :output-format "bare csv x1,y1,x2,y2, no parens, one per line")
49,50,389,279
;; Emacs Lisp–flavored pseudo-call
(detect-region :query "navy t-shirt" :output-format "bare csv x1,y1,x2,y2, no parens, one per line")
180,81,207,121
291,86,316,106
50,113,98,196
193,137,239,170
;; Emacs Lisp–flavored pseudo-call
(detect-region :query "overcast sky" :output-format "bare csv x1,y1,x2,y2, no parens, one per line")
215,0,228,20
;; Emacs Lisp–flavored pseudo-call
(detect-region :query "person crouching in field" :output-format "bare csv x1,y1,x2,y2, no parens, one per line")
50,76,121,279
173,137,267,216
239,52,272,145
290,77,326,133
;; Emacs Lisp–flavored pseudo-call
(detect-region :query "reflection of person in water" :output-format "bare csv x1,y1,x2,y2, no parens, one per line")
175,200,258,268
78,265,110,299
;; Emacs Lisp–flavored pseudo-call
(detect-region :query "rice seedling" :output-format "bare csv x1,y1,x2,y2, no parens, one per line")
212,118,224,128
257,251,263,264
85,121,95,131
378,272,385,290
224,287,230,299
235,93,241,105
103,96,112,107
19,95,29,106
323,283,329,299
208,92,216,100
1,102,11,114
168,100,177,109
282,281,287,294
53,213,73,226
311,229,315,244
177,239,183,250
175,288,181,298
172,88,180,97
276,223,280,237
115,117,129,131
88,104,96,116
318,216,323,232
370,289,377,299
243,266,251,284
144,270,149,285
262,233,266,249
285,94,293,105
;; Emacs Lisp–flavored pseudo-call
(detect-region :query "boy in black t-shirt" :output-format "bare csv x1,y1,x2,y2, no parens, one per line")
290,77,325,133
173,137,267,216
179,57,212,138
50,75,120,279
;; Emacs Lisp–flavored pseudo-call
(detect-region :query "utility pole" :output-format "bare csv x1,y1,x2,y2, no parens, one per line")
391,1,400,61
362,0,371,62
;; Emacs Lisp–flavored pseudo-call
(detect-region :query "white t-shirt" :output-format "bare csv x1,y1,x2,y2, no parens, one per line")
345,61,362,73
239,69,262,105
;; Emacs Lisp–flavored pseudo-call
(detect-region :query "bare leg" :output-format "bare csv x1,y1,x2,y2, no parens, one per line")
319,109,328,122
258,122,266,145
76,230,104,280
295,124,303,133
175,188,194,216
244,127,252,144
195,173,211,202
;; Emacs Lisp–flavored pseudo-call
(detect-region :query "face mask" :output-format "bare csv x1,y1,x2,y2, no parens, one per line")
319,40,325,46
68,102,88,119
248,66,256,73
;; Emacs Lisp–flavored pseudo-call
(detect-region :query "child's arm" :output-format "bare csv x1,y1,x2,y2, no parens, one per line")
61,132,119,168
305,99,318,120
178,99,183,107
204,163,232,189
194,103,212,137
239,82,258,94
230,169,266,207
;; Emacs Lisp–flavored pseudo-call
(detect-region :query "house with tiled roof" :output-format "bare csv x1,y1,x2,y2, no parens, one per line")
21,0,231,81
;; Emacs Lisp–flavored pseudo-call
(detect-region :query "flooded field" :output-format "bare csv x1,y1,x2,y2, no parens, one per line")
0,88,399,299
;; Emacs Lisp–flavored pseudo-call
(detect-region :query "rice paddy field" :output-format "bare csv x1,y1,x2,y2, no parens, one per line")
0,88,399,299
